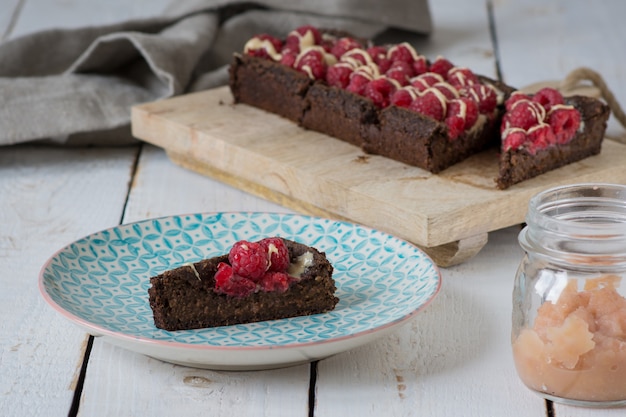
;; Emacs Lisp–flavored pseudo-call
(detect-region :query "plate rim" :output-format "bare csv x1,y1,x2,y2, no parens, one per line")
39,211,442,355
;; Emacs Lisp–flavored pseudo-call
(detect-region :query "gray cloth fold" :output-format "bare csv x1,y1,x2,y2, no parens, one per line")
0,0,431,146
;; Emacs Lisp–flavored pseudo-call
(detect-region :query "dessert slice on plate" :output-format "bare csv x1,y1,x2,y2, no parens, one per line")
148,237,338,331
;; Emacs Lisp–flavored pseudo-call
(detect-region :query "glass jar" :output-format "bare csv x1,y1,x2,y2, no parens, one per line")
512,183,626,408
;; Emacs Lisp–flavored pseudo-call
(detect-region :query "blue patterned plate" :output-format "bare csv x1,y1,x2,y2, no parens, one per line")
39,212,441,370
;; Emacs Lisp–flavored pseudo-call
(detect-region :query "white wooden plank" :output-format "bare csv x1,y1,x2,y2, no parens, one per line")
315,226,547,416
77,145,310,417
0,146,138,417
493,0,626,139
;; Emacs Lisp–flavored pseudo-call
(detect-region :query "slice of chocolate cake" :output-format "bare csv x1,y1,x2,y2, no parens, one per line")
148,238,338,331
496,90,610,189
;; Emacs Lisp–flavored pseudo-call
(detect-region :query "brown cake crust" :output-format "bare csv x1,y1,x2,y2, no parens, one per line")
229,54,313,123
148,239,338,331
496,95,610,189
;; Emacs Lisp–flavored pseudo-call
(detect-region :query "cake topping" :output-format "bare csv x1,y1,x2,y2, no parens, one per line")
502,88,581,154
243,25,502,140
215,237,313,297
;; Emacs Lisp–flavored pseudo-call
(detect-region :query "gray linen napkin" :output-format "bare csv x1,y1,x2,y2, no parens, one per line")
0,0,431,146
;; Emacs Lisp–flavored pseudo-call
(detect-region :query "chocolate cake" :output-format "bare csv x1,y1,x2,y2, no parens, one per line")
148,238,338,331
496,92,610,189
228,25,609,188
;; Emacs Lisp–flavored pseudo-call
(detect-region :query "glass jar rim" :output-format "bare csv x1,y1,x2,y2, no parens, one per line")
527,182,626,238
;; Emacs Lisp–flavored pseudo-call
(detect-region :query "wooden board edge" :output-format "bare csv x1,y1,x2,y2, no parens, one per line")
166,150,489,267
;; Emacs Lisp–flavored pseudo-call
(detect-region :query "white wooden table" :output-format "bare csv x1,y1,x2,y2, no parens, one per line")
2,1,625,416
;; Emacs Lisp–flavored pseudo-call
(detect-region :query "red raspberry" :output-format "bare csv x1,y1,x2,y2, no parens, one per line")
259,272,292,293
463,84,497,114
502,129,528,152
410,72,444,91
527,123,557,152
214,262,257,297
342,49,370,66
412,56,428,75
367,46,388,64
346,72,371,95
432,83,458,100
505,91,530,111
228,240,268,280
387,42,418,64
390,88,416,108
445,98,479,139
259,237,290,272
385,60,414,85
364,78,398,107
326,64,353,88
296,50,326,79
245,34,283,60
286,25,322,48
280,52,297,68
429,57,454,77
331,37,361,59
445,115,466,140
409,90,445,121
447,67,479,88
501,100,545,132
532,87,565,111
548,106,581,144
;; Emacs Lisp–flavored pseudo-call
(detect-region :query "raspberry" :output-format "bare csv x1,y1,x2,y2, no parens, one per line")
501,100,545,132
447,67,479,88
214,262,257,297
527,123,557,152
346,72,371,95
409,90,445,121
445,98,479,139
286,25,322,49
259,237,290,272
331,37,361,59
502,129,528,152
463,84,497,114
259,272,292,293
342,49,370,66
532,87,565,111
548,106,581,144
412,56,428,75
432,82,459,100
367,46,388,63
385,60,414,85
429,57,454,78
228,240,268,280
364,78,398,107
280,52,297,68
295,50,326,79
245,34,283,60
410,72,444,91
445,115,466,140
326,64,353,88
505,91,530,111
387,42,418,64
390,88,416,108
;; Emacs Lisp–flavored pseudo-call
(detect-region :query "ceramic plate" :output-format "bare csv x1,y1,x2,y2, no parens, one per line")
39,212,441,370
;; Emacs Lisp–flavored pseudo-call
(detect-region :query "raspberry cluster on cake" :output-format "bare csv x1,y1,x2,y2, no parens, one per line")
148,237,338,331
229,25,609,188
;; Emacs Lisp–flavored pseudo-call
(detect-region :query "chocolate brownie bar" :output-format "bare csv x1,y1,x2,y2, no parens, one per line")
148,238,338,331
497,94,610,189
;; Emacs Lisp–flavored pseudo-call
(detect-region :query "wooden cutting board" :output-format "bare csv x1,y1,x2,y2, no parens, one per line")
131,86,626,266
